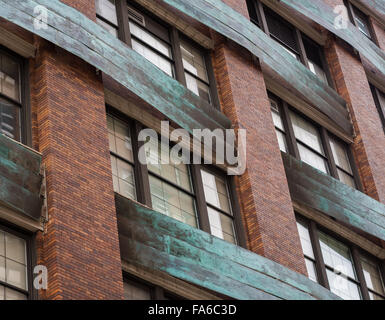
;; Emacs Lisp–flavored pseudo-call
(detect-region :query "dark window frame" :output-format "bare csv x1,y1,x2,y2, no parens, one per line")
99,0,221,110
296,214,385,300
269,93,362,190
246,0,334,88
123,272,183,300
344,0,378,44
369,83,385,135
0,45,31,146
107,106,247,248
0,220,34,300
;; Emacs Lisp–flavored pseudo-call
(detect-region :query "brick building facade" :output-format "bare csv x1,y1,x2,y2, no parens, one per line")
0,0,384,300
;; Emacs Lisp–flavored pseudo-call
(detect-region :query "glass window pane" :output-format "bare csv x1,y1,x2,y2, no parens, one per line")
201,170,232,214
353,8,371,39
0,54,20,101
149,176,197,228
145,139,192,192
0,285,3,300
271,109,285,131
0,256,5,282
337,169,356,188
290,111,324,154
108,116,134,162
95,0,118,25
180,41,209,82
207,207,236,244
4,287,26,300
360,254,385,296
96,18,118,37
326,269,361,300
329,137,352,174
308,60,328,84
6,259,27,290
0,97,21,141
276,130,287,153
185,73,211,103
132,39,173,77
123,280,152,300
116,159,136,200
0,231,4,256
296,219,315,259
305,258,318,283
298,144,328,173
318,231,356,280
369,291,384,300
5,233,26,264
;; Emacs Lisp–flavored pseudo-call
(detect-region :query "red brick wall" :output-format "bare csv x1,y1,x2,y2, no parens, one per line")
60,0,96,20
325,37,385,203
372,20,385,51
212,39,307,275
31,40,124,300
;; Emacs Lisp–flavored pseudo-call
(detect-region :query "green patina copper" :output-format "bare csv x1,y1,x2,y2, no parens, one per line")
282,153,385,242
162,0,352,135
279,0,385,80
0,134,42,221
0,0,230,139
116,194,340,300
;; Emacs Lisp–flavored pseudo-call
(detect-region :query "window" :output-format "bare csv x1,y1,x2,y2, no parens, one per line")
0,226,31,300
107,109,245,245
246,0,332,86
318,231,361,300
0,49,27,143
95,0,119,37
201,169,237,244
95,0,220,108
370,84,385,134
360,254,385,300
123,274,182,300
269,94,360,189
345,1,375,41
296,215,385,300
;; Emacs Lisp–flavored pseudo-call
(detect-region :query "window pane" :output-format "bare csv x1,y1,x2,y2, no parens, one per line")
6,260,27,290
298,144,328,173
271,109,285,131
276,130,287,153
201,170,232,214
96,18,118,37
369,291,385,300
114,157,136,200
326,268,361,300
185,73,211,103
0,96,20,141
360,254,385,297
337,169,356,188
132,39,173,77
207,207,236,244
108,115,134,163
329,137,353,174
305,258,318,283
308,60,328,84
0,54,20,101
145,138,192,192
5,233,26,264
353,8,371,39
149,176,197,228
4,287,26,300
123,280,152,300
318,231,356,280
290,111,324,154
296,219,315,259
95,0,118,26
180,41,209,82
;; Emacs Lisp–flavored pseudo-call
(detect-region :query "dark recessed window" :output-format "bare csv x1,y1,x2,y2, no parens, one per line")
344,1,375,41
0,225,31,300
106,109,245,246
95,0,220,108
269,94,360,189
0,49,26,143
296,215,385,300
369,84,385,134
123,274,183,300
246,1,333,86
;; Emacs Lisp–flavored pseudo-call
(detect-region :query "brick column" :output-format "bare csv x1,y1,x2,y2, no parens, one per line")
325,36,385,203
212,37,307,274
31,39,124,299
